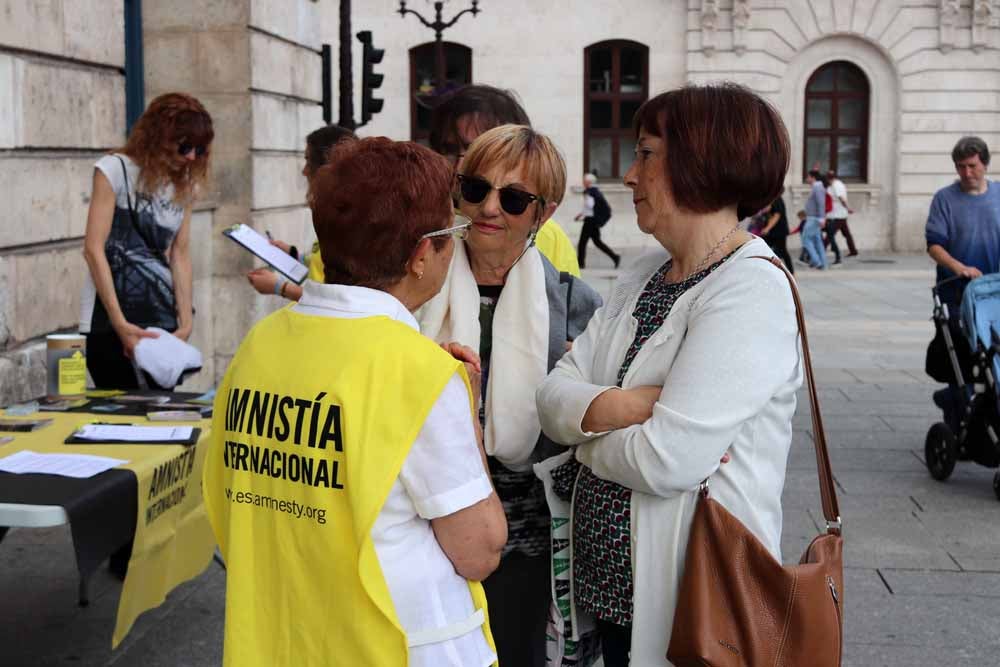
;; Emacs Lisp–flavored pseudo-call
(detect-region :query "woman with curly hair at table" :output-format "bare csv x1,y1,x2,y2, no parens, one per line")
81,92,213,389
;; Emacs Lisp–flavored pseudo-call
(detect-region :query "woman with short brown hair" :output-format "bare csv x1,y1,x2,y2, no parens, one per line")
81,92,213,388
537,84,802,666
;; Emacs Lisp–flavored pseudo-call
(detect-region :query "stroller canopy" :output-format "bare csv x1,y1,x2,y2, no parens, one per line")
960,273,1000,354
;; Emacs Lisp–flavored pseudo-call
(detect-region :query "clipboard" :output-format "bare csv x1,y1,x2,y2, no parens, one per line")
223,223,309,284
65,423,201,447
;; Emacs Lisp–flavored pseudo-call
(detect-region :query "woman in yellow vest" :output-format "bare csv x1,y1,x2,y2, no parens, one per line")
204,137,507,666
418,125,602,666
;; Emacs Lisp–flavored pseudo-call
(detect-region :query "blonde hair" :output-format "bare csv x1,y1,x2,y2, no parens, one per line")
460,124,567,207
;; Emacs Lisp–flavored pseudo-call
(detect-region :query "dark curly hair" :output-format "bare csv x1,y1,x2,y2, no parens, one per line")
118,92,214,204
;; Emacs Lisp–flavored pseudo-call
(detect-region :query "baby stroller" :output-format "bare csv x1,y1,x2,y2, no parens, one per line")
925,274,1000,499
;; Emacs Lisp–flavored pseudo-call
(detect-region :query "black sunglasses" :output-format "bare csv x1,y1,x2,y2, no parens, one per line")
456,174,542,216
177,142,208,157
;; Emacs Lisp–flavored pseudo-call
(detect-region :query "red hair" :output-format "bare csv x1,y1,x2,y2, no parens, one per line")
634,84,789,220
118,92,214,204
309,137,454,289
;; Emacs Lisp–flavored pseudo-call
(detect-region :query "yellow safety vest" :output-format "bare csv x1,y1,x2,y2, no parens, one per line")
535,219,581,277
307,241,324,282
203,307,496,666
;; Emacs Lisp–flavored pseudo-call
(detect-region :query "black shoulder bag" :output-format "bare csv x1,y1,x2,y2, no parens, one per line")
90,157,179,333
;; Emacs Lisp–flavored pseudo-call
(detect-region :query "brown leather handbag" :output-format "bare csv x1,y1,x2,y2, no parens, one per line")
667,256,844,667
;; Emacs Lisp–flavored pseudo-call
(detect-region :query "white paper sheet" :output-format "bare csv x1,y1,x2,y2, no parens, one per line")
73,424,194,442
224,223,309,283
0,450,128,478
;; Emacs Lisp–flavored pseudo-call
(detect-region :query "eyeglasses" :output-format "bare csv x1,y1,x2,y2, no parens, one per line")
177,142,208,157
456,174,542,216
421,216,472,242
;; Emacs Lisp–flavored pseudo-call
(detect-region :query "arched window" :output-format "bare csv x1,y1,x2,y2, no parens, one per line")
804,61,870,182
584,40,649,180
409,42,473,144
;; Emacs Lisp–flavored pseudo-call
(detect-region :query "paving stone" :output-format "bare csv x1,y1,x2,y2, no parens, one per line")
879,569,1000,598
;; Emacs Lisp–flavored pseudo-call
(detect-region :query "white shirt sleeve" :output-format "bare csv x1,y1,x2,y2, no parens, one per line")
399,373,493,520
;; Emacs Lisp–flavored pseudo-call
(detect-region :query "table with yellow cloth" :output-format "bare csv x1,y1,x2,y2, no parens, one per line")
0,412,216,648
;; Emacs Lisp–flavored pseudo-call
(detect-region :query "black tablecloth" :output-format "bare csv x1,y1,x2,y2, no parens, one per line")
0,468,137,580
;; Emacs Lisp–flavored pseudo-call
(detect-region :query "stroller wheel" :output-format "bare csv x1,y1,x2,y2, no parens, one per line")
925,422,957,481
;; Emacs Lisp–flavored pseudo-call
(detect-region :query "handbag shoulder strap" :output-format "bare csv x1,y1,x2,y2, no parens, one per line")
752,255,841,534
116,155,167,262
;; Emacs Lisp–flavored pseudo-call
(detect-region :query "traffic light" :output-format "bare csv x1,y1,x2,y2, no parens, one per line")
357,30,384,126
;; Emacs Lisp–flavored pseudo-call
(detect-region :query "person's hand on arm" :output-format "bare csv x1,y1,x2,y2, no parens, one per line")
82,169,159,357
169,206,195,341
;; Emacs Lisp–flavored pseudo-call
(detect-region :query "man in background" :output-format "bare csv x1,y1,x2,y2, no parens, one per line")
825,168,857,262
574,173,620,269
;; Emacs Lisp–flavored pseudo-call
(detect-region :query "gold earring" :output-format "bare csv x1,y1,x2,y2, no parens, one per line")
417,271,424,280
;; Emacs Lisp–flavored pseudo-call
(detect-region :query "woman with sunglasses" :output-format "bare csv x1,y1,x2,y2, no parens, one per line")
419,124,602,667
205,137,506,666
536,84,800,666
81,92,213,389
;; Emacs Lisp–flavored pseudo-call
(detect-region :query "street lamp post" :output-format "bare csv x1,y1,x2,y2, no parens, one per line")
398,1,480,96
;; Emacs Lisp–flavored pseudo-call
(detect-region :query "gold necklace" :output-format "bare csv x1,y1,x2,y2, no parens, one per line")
667,226,740,284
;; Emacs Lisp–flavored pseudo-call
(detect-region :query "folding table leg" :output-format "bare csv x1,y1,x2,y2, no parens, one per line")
78,574,90,607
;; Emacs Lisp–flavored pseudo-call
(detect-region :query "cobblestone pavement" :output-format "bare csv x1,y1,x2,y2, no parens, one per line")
2,251,998,666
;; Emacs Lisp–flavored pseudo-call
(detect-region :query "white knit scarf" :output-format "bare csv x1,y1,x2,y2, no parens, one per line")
418,241,550,470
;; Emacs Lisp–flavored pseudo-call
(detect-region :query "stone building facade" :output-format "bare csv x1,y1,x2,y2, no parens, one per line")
0,0,324,404
1,0,998,403
351,0,1000,252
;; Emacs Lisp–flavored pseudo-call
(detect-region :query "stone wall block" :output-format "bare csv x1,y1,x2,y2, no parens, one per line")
187,94,252,170
62,0,125,66
880,7,938,53
0,156,97,247
901,111,1000,133
15,58,124,148
251,94,300,150
197,30,251,91
0,255,12,347
0,0,64,59
143,32,198,96
250,31,321,101
210,149,253,210
297,103,323,148
903,90,1000,113
143,0,249,32
0,54,18,148
8,245,84,343
251,206,313,255
900,131,1000,153
250,0,321,50
251,154,307,210
903,69,1000,91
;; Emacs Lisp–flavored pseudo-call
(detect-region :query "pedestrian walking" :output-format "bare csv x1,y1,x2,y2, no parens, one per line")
803,169,828,269
761,188,794,273
81,93,213,389
826,169,857,258
536,83,801,667
204,138,507,666
575,173,621,269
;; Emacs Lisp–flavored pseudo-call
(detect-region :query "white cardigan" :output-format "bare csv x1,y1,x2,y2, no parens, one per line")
535,237,803,666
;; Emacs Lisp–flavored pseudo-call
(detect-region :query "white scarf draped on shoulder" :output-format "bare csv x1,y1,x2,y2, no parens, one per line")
418,240,550,471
